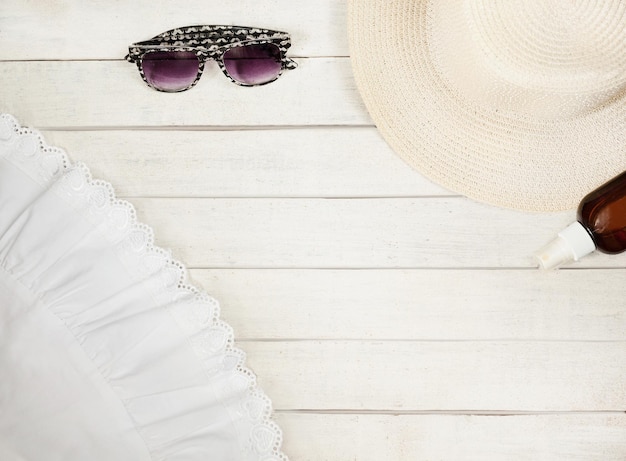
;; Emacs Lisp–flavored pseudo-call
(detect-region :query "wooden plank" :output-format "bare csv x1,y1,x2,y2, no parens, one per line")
131,197,626,268
40,128,449,197
275,413,626,460
0,58,368,127
192,268,626,341
244,340,626,411
0,0,347,60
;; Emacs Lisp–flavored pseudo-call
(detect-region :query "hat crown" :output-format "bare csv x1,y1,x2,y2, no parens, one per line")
348,0,626,211
430,0,626,120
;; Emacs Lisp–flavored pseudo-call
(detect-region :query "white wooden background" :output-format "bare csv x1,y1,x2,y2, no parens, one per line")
2,1,626,459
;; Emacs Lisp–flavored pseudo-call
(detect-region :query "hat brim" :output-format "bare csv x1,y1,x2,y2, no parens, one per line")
348,0,626,212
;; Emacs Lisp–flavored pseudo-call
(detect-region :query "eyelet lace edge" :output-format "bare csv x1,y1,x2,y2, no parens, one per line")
0,113,288,461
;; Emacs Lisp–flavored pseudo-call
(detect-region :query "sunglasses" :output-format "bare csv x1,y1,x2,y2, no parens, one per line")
125,25,297,92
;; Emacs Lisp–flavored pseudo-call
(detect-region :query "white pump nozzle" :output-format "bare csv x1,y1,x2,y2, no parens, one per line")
535,222,596,270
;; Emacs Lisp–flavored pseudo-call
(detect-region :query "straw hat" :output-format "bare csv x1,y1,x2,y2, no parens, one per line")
348,0,626,211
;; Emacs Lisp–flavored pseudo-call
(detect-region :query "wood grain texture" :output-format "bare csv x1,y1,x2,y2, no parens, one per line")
245,340,626,411
41,128,449,198
0,0,347,60
191,268,626,341
3,0,626,458
275,413,626,461
0,59,368,127
133,197,626,268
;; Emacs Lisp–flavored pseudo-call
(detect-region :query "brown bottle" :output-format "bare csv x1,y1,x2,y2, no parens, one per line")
537,171,626,269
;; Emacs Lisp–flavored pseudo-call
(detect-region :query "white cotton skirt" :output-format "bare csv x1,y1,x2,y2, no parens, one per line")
0,114,286,461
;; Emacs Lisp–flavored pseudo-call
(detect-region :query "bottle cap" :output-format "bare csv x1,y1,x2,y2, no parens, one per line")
535,222,596,270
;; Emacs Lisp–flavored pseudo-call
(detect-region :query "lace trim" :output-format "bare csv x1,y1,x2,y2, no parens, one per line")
0,113,287,461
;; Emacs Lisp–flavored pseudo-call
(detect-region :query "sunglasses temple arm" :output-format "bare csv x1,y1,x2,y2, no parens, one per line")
285,57,298,69
125,39,162,62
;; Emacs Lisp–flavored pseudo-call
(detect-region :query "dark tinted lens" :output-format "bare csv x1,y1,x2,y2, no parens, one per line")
141,51,199,92
223,43,282,85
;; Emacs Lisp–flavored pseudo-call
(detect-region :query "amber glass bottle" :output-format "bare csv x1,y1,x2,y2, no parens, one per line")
577,171,626,254
537,171,626,269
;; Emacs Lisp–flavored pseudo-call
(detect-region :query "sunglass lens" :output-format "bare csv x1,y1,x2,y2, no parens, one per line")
223,43,282,85
141,51,199,92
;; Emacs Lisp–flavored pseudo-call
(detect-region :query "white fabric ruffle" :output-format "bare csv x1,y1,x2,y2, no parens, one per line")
0,114,286,461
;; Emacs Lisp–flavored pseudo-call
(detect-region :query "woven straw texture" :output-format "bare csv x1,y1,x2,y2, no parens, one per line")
348,0,626,211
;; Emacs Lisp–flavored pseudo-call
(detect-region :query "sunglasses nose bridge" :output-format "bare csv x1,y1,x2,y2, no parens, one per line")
192,49,221,68
208,49,224,63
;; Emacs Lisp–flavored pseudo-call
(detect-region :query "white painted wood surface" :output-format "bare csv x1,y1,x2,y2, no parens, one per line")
1,1,625,459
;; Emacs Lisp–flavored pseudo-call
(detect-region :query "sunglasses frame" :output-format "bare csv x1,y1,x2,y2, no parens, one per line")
125,25,298,92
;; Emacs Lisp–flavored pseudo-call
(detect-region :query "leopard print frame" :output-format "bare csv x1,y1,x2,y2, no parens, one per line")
125,25,297,92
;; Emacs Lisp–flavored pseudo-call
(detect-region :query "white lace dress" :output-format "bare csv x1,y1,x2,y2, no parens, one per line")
0,114,286,461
